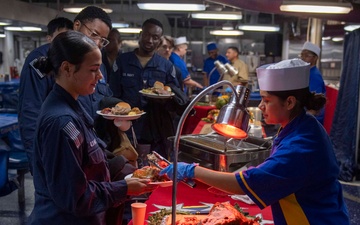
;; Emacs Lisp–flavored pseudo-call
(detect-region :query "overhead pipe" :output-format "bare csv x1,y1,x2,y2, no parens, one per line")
202,25,216,55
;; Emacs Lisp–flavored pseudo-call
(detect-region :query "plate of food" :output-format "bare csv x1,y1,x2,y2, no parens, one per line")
160,214,208,225
125,165,172,187
139,81,175,99
97,102,145,120
148,202,261,225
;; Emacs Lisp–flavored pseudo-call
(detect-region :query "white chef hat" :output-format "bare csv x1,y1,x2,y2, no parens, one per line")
256,58,310,91
302,41,320,56
174,36,188,46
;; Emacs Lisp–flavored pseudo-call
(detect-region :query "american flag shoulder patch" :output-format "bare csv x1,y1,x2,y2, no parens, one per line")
63,121,83,148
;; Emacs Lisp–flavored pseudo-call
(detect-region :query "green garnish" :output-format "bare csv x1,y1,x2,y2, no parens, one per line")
148,209,190,225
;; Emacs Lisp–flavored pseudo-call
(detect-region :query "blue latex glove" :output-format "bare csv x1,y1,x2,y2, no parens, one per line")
225,87,232,93
159,162,197,182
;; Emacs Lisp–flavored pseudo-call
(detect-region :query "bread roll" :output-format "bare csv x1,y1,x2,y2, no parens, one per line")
115,102,130,109
112,102,131,115
153,81,164,90
164,86,171,92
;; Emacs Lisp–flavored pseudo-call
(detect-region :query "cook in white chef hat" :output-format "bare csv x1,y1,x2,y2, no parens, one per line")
256,58,310,92
302,41,320,56
174,36,188,46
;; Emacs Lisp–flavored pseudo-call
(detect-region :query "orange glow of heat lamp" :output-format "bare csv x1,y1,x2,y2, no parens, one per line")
212,123,248,139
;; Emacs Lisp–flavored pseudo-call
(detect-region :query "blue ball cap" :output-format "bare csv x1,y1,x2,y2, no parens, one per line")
207,43,217,51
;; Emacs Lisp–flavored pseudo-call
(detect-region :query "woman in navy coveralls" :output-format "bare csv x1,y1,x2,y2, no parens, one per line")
28,31,156,225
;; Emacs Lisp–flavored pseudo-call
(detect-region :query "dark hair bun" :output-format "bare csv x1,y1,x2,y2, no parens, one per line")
33,56,54,74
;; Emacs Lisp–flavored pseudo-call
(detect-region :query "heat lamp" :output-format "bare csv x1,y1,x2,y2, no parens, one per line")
170,78,251,224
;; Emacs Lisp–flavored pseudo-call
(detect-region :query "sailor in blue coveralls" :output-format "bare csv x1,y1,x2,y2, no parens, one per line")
18,17,73,173
109,18,181,157
202,43,229,86
160,59,350,224
18,7,117,173
28,31,155,225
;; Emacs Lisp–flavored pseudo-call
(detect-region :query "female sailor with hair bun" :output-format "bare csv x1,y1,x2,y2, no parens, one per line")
28,30,156,225
160,58,350,225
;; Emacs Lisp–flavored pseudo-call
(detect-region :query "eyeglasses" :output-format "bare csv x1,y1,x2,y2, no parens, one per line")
82,23,110,47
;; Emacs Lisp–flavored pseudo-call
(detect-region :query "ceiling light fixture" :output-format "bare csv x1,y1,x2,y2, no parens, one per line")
222,22,234,30
280,1,353,14
238,25,280,32
210,30,244,36
117,28,142,34
63,5,113,13
192,12,242,20
22,26,42,31
4,27,22,31
0,31,5,38
332,37,344,42
5,26,42,32
0,22,11,26
137,3,205,11
112,22,129,28
344,24,360,32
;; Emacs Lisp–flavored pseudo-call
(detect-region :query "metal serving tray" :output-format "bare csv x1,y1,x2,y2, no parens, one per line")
169,134,272,172
179,133,269,153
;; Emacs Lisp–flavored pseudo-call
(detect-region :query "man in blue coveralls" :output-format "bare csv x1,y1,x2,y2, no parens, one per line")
202,42,229,86
18,17,73,173
109,18,181,158
102,28,122,83
18,7,117,174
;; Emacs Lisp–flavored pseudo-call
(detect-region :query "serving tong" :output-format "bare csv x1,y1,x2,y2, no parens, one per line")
148,158,163,171
149,151,196,188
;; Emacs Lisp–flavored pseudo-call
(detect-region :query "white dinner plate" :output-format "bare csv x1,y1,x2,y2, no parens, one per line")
125,173,173,187
139,90,175,99
96,111,146,120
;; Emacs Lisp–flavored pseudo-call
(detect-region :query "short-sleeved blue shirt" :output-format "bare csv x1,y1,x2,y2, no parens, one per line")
309,66,326,124
169,52,190,82
236,110,349,225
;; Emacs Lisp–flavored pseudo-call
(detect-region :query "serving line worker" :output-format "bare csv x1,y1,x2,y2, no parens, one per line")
160,58,349,224
169,36,203,92
28,31,156,225
202,42,229,86
300,41,326,124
